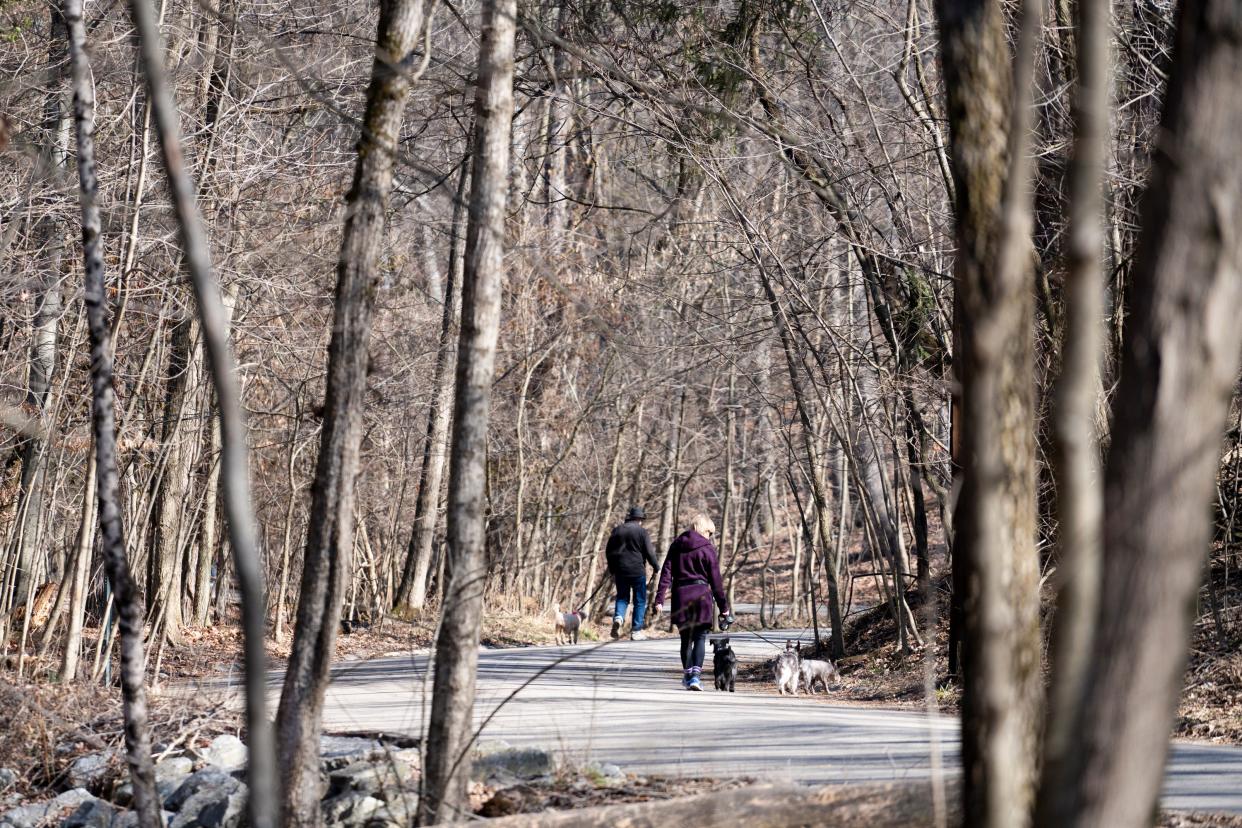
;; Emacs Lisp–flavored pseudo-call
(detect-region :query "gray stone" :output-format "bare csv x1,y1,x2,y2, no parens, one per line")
201,736,247,773
0,801,46,828
2,789,95,828
155,757,194,800
164,768,236,811
320,792,383,827
471,747,557,781
113,809,175,828
63,798,117,828
169,779,246,828
327,759,416,799
366,791,417,827
68,753,114,790
0,770,16,794
319,736,383,772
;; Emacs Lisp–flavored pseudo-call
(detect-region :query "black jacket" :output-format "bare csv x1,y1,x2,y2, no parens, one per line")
605,519,658,579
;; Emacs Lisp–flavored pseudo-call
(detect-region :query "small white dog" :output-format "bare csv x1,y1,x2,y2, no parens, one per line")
799,658,839,694
774,642,801,696
552,604,584,644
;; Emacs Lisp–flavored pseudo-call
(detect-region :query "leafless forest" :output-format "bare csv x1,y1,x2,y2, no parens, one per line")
2,0,1242,825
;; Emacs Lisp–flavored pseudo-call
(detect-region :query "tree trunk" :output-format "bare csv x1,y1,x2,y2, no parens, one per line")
760,270,846,657
1049,2,1242,824
57,453,96,679
193,287,235,626
395,164,468,613
64,2,160,821
9,6,70,608
129,0,275,819
274,0,429,822
1034,0,1109,821
420,0,516,820
148,314,202,643
934,0,1043,825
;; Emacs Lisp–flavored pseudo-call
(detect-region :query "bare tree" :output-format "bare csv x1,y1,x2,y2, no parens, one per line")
275,0,431,821
1050,0,1242,823
1036,0,1110,822
64,0,159,821
396,164,468,613
934,0,1043,824
127,0,275,821
420,0,518,820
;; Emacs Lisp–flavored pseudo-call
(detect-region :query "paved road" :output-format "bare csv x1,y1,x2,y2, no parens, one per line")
317,631,1242,814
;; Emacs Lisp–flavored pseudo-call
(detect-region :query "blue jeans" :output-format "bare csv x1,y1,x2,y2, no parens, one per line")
613,575,648,632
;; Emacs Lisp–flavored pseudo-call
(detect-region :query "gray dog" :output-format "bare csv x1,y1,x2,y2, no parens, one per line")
774,641,801,695
799,658,839,694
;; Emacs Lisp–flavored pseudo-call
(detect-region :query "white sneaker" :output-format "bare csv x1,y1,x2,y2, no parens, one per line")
630,630,648,641
610,617,623,639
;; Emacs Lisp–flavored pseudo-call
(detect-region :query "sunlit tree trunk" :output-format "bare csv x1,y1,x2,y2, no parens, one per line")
420,0,516,819
395,164,468,613
1035,0,1110,821
934,0,1043,824
274,0,430,821
1050,1,1242,823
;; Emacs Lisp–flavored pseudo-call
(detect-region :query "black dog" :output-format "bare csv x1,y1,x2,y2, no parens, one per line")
712,637,738,692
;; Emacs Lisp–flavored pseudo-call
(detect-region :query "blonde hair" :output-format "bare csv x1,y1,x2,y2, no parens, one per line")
690,513,716,538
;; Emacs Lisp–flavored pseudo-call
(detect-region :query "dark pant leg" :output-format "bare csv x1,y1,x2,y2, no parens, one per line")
679,626,693,669
691,624,709,670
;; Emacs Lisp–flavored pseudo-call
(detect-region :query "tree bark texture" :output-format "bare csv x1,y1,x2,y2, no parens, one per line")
147,313,201,644
12,9,68,602
128,0,275,820
64,1,161,821
1054,1,1242,824
396,164,468,613
275,0,428,822
420,0,517,820
935,0,1043,825
1035,0,1110,821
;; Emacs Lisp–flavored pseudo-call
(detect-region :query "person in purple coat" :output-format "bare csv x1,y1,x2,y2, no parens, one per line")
652,513,731,691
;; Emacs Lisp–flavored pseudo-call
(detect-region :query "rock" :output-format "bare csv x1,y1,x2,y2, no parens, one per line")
2,789,95,828
201,735,247,772
471,747,557,782
63,798,116,828
0,801,46,828
319,736,383,772
155,756,195,800
367,791,417,827
68,752,114,790
112,809,175,828
320,792,383,827
165,768,236,811
327,759,416,799
169,779,246,828
0,770,16,794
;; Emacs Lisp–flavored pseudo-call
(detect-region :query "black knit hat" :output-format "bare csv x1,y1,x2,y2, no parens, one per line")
626,506,646,521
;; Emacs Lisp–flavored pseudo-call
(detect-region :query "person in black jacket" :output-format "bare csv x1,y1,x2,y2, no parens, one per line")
605,506,659,640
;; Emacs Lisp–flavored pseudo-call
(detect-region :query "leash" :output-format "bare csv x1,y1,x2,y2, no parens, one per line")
573,574,613,616
744,629,807,652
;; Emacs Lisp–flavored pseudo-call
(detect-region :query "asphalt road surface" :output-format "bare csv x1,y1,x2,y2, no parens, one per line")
316,630,1242,814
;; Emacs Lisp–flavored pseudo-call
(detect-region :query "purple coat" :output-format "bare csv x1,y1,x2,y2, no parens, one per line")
655,530,729,628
